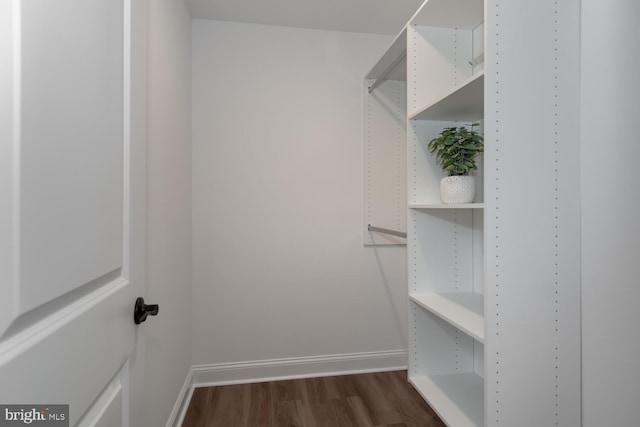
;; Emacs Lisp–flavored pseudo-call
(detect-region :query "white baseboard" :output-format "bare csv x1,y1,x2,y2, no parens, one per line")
192,349,408,388
166,349,407,426
166,369,194,427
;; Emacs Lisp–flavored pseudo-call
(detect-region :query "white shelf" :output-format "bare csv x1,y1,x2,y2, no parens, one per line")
410,292,484,343
411,0,483,30
410,72,484,122
410,373,484,427
410,203,484,210
366,28,407,83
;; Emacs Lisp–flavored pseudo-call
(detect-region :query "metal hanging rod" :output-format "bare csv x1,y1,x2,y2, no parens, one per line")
468,53,485,67
367,50,407,93
367,224,407,238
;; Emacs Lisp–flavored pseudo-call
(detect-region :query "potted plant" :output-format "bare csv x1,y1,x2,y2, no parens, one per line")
427,123,484,204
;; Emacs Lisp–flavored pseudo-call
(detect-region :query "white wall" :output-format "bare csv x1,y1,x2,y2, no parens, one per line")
581,0,640,425
144,0,192,426
192,20,407,372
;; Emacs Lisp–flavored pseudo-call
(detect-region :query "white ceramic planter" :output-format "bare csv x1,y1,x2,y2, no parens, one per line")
440,175,475,204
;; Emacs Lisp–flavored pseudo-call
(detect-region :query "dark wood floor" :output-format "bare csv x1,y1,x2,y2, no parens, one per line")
182,370,445,427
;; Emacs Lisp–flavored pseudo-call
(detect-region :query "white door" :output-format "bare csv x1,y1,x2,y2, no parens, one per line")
0,0,146,426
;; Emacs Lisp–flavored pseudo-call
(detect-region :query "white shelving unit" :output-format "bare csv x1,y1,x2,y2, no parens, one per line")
405,2,485,424
366,0,582,425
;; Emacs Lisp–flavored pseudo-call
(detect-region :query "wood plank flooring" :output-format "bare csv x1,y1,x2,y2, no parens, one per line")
182,370,445,427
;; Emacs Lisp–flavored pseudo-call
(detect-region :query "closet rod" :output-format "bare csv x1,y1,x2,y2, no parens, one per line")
367,225,407,238
367,50,406,93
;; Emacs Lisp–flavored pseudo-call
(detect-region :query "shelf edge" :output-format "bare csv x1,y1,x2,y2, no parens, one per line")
410,203,484,210
409,373,484,427
410,292,485,343
365,28,407,81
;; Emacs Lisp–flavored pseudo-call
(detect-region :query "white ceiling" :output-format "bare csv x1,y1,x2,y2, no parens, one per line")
188,0,424,35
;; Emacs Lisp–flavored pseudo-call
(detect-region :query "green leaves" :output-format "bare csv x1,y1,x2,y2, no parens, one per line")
427,124,484,176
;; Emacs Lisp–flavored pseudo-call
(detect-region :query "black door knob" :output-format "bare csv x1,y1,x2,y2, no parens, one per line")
134,297,159,324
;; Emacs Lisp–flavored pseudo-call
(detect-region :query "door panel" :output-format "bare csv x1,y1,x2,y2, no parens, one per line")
77,356,128,427
19,0,125,315
0,285,131,425
0,0,144,425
